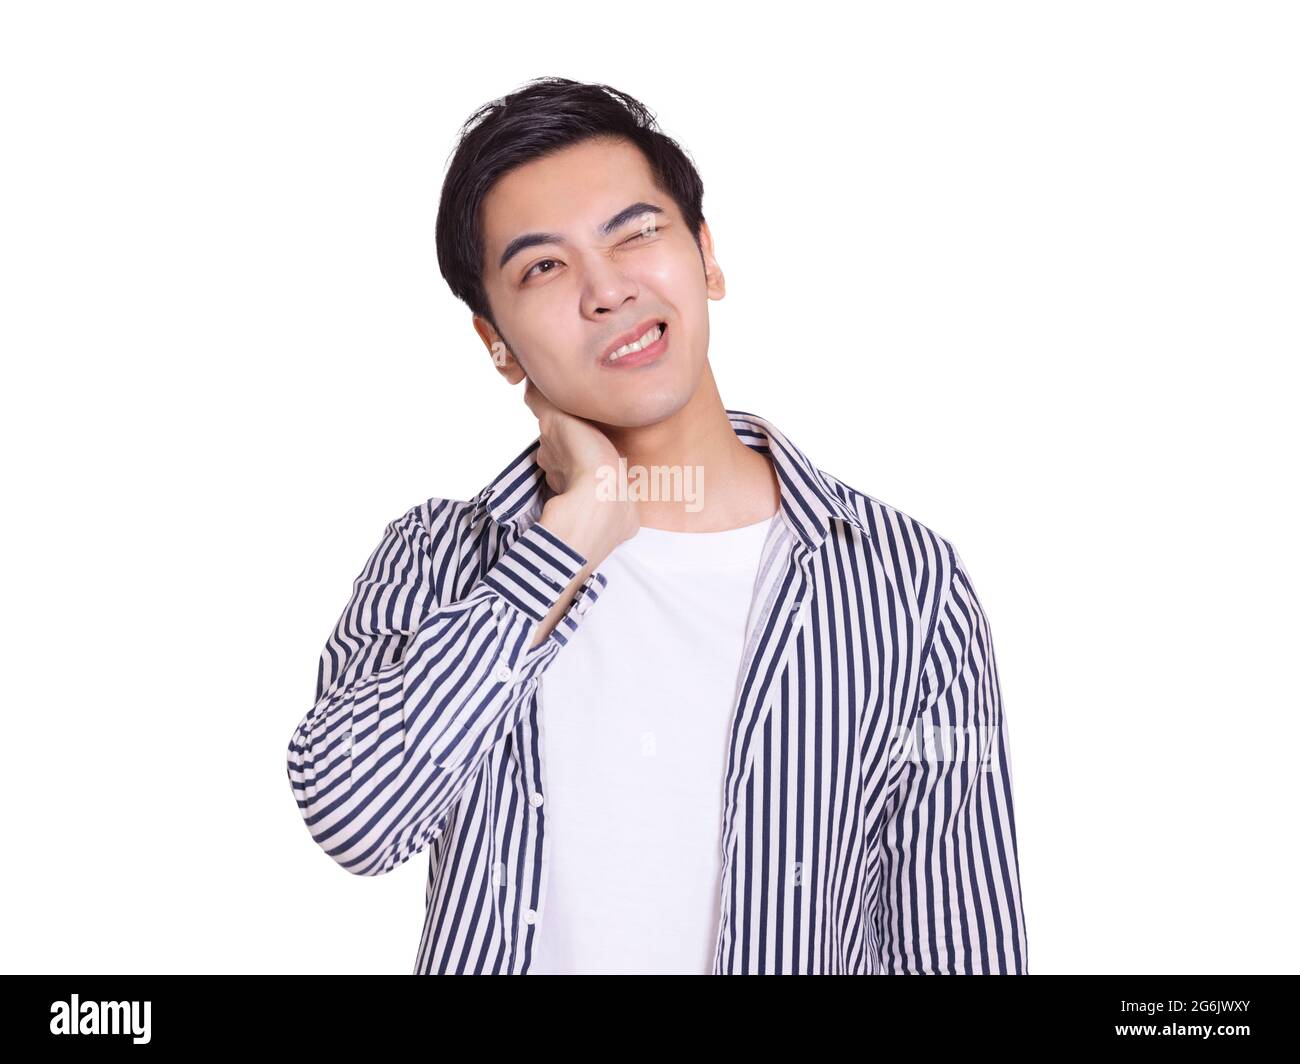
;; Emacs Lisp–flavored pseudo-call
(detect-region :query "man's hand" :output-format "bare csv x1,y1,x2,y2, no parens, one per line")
523,380,617,494
520,380,639,647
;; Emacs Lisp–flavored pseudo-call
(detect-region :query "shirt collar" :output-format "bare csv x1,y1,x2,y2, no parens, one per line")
470,408,868,552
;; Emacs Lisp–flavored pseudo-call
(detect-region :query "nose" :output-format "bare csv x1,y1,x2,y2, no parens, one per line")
580,255,640,320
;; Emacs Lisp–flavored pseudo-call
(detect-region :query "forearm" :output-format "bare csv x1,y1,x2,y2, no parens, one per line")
287,507,603,874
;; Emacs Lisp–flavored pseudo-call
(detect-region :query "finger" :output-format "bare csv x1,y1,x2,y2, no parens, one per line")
524,379,559,423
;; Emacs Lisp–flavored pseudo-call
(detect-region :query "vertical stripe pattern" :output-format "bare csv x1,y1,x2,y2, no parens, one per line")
286,410,1028,974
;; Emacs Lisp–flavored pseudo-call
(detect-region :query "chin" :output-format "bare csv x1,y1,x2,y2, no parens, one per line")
567,390,687,430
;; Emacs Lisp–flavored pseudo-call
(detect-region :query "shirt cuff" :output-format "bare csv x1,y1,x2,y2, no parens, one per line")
480,520,588,622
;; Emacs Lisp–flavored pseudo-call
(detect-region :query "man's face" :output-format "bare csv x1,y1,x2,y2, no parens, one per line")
476,136,724,427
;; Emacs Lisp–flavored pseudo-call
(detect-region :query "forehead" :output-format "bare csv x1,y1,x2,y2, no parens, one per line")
480,138,666,257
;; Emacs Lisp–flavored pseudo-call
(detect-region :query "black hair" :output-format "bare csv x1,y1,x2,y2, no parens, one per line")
434,76,707,332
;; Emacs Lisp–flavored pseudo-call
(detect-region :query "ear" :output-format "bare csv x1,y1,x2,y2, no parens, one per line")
697,218,725,301
473,315,527,384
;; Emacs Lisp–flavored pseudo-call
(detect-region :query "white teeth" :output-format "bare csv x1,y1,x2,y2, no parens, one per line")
608,324,662,361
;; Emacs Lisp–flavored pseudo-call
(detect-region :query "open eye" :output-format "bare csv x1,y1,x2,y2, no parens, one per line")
523,258,560,281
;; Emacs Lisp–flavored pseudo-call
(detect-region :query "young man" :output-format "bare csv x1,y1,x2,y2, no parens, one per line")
286,77,1028,975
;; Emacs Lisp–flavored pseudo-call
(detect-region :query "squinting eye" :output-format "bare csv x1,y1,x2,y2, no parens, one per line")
523,228,659,282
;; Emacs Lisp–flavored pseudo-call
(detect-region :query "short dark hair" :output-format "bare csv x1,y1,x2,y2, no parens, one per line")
434,76,707,331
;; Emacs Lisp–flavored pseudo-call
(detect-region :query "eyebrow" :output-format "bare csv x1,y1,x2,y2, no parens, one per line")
497,201,665,271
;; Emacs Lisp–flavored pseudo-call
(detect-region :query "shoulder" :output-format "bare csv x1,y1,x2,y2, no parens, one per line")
823,469,959,566
818,468,965,641
362,495,490,594
364,495,476,547
406,494,481,537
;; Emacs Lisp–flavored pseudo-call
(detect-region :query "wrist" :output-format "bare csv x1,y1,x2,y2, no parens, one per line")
540,474,635,563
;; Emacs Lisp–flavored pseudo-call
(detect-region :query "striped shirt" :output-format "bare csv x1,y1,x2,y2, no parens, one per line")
286,409,1029,974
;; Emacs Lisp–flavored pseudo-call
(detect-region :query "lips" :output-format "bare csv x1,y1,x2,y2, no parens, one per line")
599,318,667,365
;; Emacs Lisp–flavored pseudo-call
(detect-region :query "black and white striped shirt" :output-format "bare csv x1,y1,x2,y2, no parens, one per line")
286,409,1029,974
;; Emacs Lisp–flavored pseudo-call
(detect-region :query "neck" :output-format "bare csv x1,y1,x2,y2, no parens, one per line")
593,365,780,532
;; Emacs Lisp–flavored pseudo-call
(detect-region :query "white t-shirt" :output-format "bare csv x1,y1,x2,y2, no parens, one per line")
527,513,776,974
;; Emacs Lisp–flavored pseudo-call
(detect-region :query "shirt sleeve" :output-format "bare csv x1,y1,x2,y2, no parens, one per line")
286,503,606,876
875,541,1029,973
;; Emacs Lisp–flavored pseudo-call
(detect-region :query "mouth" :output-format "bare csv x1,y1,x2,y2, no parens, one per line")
599,320,669,369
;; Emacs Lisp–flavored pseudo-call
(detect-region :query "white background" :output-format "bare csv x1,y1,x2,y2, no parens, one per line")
2,1,1296,974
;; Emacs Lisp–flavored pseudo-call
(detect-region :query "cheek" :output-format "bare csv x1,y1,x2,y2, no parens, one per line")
523,335,597,407
660,249,710,312
648,246,698,288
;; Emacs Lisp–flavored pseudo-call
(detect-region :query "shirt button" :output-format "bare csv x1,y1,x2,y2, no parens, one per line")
495,664,513,682
791,599,803,612
524,909,538,925
530,791,544,807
